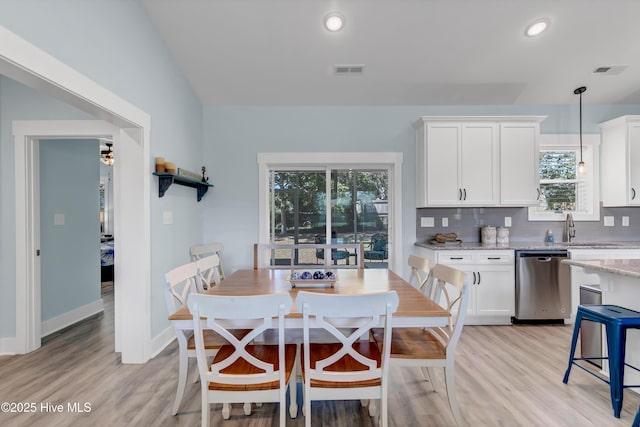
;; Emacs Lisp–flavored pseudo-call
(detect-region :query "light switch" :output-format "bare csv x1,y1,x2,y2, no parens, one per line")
622,216,630,227
54,213,65,225
442,217,448,227
603,216,614,227
504,217,512,227
163,211,173,225
420,217,435,227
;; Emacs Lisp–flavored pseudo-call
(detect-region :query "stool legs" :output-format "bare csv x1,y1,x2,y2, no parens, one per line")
633,405,640,427
605,324,626,418
563,312,583,384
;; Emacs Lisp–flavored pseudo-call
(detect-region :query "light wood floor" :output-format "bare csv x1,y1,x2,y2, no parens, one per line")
1,286,639,427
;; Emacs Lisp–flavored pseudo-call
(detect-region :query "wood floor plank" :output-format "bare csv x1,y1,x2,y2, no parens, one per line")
1,287,639,426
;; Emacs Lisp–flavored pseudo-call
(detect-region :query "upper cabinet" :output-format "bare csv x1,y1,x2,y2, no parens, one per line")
415,116,546,208
600,115,640,206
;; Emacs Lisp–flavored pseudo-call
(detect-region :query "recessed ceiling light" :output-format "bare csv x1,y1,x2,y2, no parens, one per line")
324,12,344,32
525,18,550,37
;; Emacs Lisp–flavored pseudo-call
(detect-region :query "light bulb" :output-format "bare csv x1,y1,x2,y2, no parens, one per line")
578,161,586,175
525,18,550,37
324,13,344,32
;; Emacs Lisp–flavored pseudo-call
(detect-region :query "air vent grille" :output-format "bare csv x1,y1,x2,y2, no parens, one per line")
593,65,628,75
335,64,365,75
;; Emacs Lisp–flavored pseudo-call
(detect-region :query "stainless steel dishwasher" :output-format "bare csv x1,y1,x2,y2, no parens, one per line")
515,250,571,322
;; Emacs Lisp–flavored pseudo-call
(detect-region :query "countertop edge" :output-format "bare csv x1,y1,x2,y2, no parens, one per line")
415,241,640,251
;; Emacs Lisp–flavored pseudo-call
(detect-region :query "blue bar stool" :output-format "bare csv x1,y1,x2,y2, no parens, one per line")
633,405,640,427
563,304,640,418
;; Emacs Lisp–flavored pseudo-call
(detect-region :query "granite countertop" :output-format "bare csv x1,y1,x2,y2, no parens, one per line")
415,241,640,251
562,259,640,279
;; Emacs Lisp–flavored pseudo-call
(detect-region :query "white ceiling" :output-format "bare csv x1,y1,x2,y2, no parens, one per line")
142,0,640,106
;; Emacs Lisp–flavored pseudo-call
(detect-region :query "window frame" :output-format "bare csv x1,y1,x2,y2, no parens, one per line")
528,134,600,221
258,152,403,273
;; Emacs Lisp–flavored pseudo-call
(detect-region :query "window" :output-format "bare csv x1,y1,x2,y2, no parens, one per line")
528,135,600,221
258,153,403,271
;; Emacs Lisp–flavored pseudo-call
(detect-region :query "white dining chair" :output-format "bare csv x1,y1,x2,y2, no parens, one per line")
408,254,431,291
191,243,226,280
195,254,222,292
296,290,399,427
187,292,298,427
372,263,469,427
164,262,249,417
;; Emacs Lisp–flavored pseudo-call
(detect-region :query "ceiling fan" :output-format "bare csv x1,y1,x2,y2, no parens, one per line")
100,142,114,166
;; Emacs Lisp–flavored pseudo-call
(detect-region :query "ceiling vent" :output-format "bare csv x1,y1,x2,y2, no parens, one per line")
593,65,628,75
334,64,365,75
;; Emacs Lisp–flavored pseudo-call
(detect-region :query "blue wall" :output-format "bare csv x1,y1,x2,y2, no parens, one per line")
202,105,640,275
1,1,204,339
40,139,100,321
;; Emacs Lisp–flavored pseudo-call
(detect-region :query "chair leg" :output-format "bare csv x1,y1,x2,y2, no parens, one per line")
633,405,640,427
243,402,251,415
171,348,189,415
289,377,298,418
368,399,378,417
444,361,462,427
421,366,436,391
221,403,230,419
304,383,311,427
202,387,210,426
563,312,583,384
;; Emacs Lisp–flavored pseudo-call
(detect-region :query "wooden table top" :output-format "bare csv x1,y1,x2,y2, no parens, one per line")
169,268,450,321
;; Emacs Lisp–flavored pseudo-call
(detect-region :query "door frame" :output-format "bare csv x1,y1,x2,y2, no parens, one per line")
2,27,152,363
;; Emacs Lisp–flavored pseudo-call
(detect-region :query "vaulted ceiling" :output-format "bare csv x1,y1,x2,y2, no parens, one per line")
142,0,640,106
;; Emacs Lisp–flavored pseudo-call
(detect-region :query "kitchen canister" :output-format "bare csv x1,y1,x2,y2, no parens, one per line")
481,226,497,245
496,227,509,245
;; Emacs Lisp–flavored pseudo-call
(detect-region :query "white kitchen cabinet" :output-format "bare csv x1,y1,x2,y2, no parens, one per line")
415,116,545,207
415,247,514,325
499,122,541,205
567,248,640,324
600,115,640,206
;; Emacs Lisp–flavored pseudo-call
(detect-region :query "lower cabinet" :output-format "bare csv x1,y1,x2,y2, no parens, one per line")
415,247,514,325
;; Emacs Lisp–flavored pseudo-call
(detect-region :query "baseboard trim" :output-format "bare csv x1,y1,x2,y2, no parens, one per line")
41,299,104,338
0,337,19,355
151,325,176,358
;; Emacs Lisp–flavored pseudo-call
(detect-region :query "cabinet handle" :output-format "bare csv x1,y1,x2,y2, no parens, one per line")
458,188,462,200
450,257,463,260
463,188,467,200
536,188,541,200
472,271,477,285
487,257,500,260
633,188,637,200
477,271,481,284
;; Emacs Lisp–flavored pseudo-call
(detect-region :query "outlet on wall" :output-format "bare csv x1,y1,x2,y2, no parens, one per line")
603,216,614,227
622,216,630,227
442,217,448,227
420,217,434,227
504,216,512,227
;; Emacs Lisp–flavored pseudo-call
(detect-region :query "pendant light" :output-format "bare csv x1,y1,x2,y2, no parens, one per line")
100,142,115,166
574,86,587,175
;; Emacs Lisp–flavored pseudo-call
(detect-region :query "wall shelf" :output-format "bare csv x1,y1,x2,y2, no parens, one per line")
152,172,213,202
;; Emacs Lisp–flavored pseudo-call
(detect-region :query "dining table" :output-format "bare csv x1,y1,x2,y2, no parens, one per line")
168,268,451,329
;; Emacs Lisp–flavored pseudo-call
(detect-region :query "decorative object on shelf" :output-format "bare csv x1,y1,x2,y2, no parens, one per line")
496,227,510,246
155,157,165,172
100,142,115,166
574,86,587,175
201,166,209,183
152,172,214,202
164,161,176,174
481,226,497,245
176,167,201,181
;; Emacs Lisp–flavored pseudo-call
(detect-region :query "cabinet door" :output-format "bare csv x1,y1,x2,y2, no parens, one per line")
461,123,498,205
426,123,462,205
500,123,540,205
474,264,515,317
628,123,640,205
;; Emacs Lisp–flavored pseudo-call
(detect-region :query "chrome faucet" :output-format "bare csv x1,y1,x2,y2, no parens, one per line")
563,213,575,242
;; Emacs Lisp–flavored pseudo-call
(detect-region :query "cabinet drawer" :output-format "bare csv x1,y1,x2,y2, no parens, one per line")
437,252,473,264
475,252,514,265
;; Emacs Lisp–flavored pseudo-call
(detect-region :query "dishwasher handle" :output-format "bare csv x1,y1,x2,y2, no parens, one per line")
537,257,552,262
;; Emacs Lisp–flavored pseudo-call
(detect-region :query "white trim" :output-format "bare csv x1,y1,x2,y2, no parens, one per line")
257,152,404,275
41,299,104,338
150,325,177,359
0,338,19,355
2,26,152,363
528,134,601,221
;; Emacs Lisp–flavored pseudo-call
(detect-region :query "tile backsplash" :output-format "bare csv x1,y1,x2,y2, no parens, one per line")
416,205,640,244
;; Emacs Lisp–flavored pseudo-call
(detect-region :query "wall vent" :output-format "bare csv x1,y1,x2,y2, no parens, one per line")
334,64,365,75
593,65,628,75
